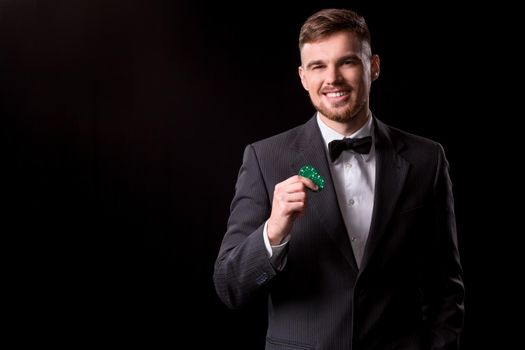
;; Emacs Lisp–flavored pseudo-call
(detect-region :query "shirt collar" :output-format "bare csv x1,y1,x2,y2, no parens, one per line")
316,111,375,162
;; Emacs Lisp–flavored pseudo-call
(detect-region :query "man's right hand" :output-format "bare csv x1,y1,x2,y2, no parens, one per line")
267,175,318,245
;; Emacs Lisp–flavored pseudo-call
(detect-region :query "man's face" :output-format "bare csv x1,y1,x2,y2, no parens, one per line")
299,31,379,124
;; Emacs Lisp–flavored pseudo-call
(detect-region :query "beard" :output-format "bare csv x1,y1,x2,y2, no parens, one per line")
313,95,367,123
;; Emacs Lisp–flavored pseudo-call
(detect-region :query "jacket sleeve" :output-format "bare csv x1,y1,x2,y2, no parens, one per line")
213,144,277,309
423,143,465,349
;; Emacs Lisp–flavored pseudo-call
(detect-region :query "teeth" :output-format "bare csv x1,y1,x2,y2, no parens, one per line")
326,91,347,97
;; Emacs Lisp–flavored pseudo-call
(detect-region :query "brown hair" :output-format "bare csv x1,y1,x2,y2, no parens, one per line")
299,8,371,50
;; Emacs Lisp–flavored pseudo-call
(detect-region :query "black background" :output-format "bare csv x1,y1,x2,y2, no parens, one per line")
1,0,512,348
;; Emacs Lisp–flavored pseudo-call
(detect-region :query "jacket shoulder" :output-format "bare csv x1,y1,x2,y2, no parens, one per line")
384,123,444,156
250,123,304,152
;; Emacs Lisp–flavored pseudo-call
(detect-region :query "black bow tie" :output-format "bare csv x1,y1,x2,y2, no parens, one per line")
328,136,372,162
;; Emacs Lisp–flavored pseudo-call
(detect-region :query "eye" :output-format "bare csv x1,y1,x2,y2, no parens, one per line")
343,59,357,66
311,64,325,70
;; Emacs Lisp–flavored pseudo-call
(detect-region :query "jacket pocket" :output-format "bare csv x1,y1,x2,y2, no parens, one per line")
397,204,426,215
266,337,314,350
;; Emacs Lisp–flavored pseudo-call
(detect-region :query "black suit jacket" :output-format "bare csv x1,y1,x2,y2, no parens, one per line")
214,116,464,350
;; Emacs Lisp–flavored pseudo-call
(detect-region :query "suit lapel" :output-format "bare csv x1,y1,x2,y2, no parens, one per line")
360,118,410,272
291,116,359,272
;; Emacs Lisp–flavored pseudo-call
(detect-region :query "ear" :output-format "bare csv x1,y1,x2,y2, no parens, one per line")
298,66,309,91
371,54,380,81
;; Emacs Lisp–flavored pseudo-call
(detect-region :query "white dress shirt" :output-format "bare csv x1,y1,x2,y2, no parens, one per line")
264,112,376,269
316,113,376,267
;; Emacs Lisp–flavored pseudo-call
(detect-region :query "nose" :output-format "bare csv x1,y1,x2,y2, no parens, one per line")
325,65,343,85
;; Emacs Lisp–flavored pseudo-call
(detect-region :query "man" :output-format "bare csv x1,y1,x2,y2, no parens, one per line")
214,8,464,350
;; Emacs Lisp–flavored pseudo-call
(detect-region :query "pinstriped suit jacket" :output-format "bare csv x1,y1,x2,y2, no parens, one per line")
214,116,464,350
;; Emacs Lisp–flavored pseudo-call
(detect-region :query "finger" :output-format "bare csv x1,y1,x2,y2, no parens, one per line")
284,201,305,215
281,175,303,186
275,175,302,192
298,176,318,191
285,191,306,203
284,182,309,194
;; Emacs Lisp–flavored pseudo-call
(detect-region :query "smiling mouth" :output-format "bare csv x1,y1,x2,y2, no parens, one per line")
324,91,349,98
322,90,351,104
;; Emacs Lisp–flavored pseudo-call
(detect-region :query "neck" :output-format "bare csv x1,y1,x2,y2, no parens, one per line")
319,110,370,136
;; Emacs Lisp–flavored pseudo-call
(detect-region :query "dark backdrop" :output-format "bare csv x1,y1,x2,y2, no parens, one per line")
1,1,510,348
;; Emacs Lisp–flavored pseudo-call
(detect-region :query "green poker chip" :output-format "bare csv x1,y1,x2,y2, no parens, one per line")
298,165,325,192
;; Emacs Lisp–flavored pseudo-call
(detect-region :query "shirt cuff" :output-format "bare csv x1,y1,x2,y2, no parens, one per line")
263,220,289,270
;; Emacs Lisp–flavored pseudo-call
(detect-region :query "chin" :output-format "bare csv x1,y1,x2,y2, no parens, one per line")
320,107,357,123
330,114,355,123
326,101,367,123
